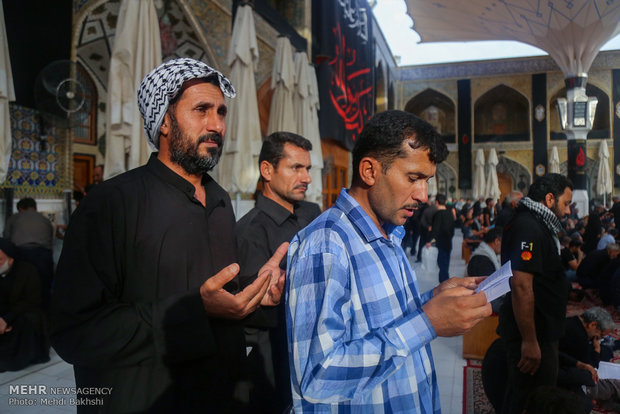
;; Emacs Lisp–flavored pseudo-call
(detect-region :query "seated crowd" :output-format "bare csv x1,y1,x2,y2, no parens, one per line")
402,191,620,413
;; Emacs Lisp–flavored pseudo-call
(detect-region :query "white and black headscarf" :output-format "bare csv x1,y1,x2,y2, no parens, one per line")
137,58,236,150
519,196,563,253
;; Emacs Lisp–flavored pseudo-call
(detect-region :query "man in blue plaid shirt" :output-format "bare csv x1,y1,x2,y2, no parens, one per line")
286,110,492,413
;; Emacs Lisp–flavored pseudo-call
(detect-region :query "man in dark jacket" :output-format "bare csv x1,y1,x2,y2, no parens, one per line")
0,238,49,372
51,58,287,413
236,132,321,413
428,193,454,282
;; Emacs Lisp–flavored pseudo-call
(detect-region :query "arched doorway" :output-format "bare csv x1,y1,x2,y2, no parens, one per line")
498,173,513,204
404,88,456,143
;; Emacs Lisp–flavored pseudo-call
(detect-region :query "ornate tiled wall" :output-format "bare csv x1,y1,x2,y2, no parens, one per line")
5,105,69,197
185,0,232,71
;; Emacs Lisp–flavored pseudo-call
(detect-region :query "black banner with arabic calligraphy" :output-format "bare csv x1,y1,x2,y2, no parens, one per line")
313,0,374,151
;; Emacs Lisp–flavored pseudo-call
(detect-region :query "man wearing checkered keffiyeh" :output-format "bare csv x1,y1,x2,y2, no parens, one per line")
51,58,287,413
497,173,574,414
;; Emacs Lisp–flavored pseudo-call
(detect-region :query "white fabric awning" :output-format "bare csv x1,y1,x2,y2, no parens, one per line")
104,0,161,179
597,140,612,196
0,0,14,183
267,37,296,134
549,146,561,174
217,4,261,194
405,0,620,77
485,148,501,201
473,148,486,200
293,51,323,206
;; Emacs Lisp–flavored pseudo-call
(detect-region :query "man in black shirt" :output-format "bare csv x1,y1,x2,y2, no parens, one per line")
236,132,321,413
51,58,287,413
498,173,573,414
428,193,454,282
495,190,523,229
576,243,620,301
561,238,583,281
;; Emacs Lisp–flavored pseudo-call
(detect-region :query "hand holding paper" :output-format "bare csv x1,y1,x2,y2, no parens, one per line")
475,261,513,302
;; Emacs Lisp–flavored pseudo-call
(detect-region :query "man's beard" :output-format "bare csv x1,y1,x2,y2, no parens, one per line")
168,113,223,175
551,201,564,219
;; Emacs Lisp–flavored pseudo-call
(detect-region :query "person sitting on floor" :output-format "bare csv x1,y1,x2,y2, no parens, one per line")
576,243,620,303
562,238,584,282
0,238,49,372
597,228,617,251
557,307,615,412
467,227,503,312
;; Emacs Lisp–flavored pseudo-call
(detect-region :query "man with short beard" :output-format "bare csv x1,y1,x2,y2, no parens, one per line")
497,173,574,414
286,110,492,413
51,58,287,413
236,131,321,413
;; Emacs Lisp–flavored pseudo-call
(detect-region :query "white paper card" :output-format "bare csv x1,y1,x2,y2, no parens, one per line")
475,260,513,302
598,362,620,380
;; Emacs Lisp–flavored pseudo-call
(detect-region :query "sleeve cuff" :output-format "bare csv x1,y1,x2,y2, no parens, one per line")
393,308,437,352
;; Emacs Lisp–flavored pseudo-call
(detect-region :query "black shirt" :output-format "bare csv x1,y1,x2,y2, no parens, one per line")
236,192,320,328
561,247,576,270
558,316,599,369
495,205,515,228
430,208,454,251
51,154,243,413
498,206,568,342
467,255,496,277
576,248,610,283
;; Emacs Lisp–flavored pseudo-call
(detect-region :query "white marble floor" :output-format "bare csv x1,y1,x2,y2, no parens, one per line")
0,231,470,414
413,230,470,414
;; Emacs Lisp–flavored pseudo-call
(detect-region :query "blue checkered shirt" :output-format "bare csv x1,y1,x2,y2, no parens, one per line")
286,189,440,413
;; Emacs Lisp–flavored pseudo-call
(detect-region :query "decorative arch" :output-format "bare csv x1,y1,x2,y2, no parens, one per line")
474,84,530,143
497,155,531,192
436,162,457,198
404,88,456,143
550,83,611,140
73,0,217,90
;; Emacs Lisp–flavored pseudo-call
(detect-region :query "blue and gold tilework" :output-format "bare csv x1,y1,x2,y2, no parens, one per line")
6,105,64,195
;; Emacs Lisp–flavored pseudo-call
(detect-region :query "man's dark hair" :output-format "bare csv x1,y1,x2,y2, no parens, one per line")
483,227,502,244
568,239,582,248
485,198,493,205
352,110,448,182
527,173,573,203
259,131,312,172
17,197,36,210
435,193,447,205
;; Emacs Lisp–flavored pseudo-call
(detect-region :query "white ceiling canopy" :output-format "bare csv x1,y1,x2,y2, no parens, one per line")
405,0,620,77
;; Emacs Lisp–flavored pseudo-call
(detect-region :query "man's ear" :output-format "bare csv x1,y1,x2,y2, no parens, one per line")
160,113,171,139
358,157,380,186
543,192,554,209
260,160,273,182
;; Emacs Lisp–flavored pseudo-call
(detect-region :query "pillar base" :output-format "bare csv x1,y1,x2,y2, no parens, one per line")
572,189,589,219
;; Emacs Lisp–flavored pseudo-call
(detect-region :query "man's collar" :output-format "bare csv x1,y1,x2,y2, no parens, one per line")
256,192,295,225
147,153,227,213
335,189,403,243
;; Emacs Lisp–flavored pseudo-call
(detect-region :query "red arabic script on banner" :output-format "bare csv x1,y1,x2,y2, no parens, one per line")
328,23,372,143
